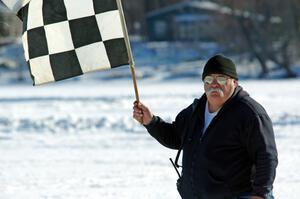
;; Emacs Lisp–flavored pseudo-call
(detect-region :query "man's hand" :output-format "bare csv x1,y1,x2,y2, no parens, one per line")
133,101,153,125
250,196,264,199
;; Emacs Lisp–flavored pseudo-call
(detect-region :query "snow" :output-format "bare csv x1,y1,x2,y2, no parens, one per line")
0,32,298,199
0,78,299,198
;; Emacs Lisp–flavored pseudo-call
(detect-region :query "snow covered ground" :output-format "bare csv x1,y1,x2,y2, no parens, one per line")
0,78,299,199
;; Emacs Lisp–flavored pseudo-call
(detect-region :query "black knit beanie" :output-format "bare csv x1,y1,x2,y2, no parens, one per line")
202,55,238,80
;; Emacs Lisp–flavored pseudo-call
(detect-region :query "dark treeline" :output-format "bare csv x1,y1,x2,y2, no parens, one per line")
214,0,300,77
124,0,300,77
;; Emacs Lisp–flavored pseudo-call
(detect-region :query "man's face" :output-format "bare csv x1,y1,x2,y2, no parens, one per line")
203,73,237,105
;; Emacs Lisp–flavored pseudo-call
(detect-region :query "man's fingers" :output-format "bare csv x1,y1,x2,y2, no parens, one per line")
133,107,143,114
133,101,149,113
133,110,143,116
133,114,143,120
133,101,151,124
137,103,149,112
133,111,144,124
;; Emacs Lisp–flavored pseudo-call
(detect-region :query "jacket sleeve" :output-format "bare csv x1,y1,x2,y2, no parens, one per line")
246,114,278,198
144,107,189,150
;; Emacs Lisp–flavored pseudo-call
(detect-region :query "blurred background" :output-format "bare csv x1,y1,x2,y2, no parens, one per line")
0,1,299,199
0,0,300,83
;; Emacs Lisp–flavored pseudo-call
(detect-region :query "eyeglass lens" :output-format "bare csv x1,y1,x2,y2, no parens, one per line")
204,76,227,85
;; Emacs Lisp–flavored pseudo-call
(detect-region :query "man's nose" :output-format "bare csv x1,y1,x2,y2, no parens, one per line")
210,79,219,87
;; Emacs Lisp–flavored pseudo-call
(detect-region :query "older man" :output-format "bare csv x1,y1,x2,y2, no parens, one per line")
133,55,278,199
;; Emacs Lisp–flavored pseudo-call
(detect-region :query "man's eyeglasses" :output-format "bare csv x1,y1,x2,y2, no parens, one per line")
204,75,230,85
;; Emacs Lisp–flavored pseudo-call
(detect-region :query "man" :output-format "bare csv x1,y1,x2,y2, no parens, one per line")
133,55,278,199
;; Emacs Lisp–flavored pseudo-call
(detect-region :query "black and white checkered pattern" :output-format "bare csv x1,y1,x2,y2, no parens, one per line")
3,0,129,85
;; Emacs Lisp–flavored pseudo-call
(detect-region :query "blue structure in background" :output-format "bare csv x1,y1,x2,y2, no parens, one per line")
146,1,222,42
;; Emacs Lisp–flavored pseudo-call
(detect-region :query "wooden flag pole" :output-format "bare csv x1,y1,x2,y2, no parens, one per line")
116,0,140,102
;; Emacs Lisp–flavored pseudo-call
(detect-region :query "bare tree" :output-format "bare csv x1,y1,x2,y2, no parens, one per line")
216,0,299,77
0,7,22,44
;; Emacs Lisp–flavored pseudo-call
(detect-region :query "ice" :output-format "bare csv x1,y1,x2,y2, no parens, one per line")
0,79,299,198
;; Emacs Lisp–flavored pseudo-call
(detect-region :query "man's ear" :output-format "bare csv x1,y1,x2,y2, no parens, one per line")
233,79,238,87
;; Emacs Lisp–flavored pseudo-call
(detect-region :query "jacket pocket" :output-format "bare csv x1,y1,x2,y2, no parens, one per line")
206,170,232,198
207,170,225,184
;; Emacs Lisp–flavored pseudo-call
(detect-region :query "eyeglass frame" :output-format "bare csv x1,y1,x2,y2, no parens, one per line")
203,75,231,85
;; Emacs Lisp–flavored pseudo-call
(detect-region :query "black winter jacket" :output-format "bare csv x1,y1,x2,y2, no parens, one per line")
145,86,278,199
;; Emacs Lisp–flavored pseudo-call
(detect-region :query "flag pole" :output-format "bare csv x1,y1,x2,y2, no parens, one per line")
116,0,140,102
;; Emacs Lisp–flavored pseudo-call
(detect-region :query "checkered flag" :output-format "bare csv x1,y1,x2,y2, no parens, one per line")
2,0,130,85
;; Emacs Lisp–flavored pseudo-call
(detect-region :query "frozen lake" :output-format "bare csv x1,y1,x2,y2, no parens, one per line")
0,79,299,198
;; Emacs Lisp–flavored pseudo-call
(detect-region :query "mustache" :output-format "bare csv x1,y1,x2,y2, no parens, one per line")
206,88,224,97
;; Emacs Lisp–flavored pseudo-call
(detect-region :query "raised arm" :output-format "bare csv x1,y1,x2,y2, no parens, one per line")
133,101,189,150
